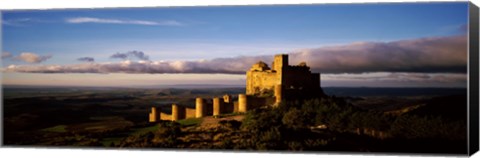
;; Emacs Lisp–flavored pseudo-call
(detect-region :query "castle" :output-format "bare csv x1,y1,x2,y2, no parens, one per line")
149,54,323,122
246,54,322,102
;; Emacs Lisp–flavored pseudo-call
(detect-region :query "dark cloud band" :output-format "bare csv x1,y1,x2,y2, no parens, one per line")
289,35,467,73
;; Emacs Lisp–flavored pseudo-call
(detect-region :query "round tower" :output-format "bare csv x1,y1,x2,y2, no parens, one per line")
213,97,222,116
195,98,205,118
238,94,247,112
172,104,179,121
149,107,157,122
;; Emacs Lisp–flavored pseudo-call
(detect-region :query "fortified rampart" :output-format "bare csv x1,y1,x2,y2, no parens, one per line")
150,94,244,122
149,54,323,122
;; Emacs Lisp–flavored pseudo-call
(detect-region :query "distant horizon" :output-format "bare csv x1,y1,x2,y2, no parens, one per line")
1,83,468,89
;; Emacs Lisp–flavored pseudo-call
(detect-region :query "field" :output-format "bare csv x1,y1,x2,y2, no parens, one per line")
2,86,243,147
2,86,468,153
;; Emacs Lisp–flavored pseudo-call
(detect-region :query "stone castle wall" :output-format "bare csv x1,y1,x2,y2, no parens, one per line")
247,95,276,109
150,91,305,123
160,112,171,121
149,54,322,123
246,70,278,95
246,54,322,101
185,107,196,118
150,94,248,122
149,107,159,122
153,106,195,122
283,67,318,89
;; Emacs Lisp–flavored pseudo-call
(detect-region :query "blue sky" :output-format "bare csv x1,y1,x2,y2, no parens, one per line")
1,2,469,87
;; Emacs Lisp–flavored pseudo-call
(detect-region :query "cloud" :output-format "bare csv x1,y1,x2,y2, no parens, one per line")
110,53,128,60
288,35,467,74
128,51,149,60
77,57,95,62
2,35,467,74
65,17,182,26
321,72,467,87
2,60,247,74
2,52,13,59
2,18,32,26
13,52,52,63
110,51,150,60
322,72,466,83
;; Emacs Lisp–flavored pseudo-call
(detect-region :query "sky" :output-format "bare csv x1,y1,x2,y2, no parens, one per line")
1,2,470,87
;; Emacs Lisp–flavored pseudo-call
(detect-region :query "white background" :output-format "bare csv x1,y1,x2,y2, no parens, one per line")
0,0,479,158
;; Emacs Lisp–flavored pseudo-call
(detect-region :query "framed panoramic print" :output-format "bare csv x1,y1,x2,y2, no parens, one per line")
1,0,479,157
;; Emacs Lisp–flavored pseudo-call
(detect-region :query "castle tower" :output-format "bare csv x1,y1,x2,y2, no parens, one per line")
274,84,282,106
238,94,247,112
272,54,288,73
272,54,287,106
195,98,205,118
213,97,222,116
172,104,179,121
149,107,158,122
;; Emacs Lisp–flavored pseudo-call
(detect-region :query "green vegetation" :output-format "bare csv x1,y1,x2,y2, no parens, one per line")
3,87,243,146
100,137,123,147
235,97,466,152
3,87,467,153
217,112,241,118
177,118,203,126
118,121,182,148
41,125,67,133
89,116,124,121
390,115,466,140
110,95,466,153
131,125,160,136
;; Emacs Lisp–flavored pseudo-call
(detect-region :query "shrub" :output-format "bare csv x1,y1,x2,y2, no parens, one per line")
219,120,242,130
282,108,312,130
390,115,466,140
